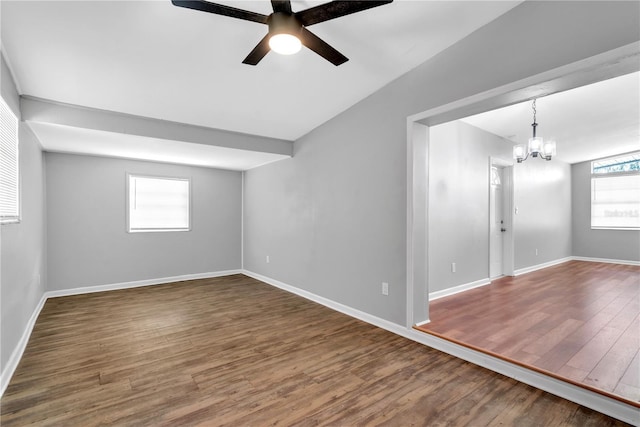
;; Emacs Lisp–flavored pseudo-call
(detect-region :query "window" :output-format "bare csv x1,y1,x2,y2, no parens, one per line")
127,174,190,232
0,96,19,224
591,152,640,230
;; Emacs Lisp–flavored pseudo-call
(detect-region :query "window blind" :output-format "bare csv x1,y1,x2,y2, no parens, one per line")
591,152,640,230
128,175,190,232
591,174,640,229
0,96,19,223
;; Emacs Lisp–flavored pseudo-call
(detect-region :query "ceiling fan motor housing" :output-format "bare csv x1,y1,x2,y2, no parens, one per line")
268,12,303,38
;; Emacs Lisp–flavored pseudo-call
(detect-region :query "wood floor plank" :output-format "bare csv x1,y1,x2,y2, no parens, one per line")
1,274,632,426
583,315,640,393
567,326,626,372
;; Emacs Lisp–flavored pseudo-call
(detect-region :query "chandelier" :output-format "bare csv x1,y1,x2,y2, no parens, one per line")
513,99,557,163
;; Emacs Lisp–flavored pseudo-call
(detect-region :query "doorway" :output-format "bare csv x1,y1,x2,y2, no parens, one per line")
406,43,637,327
489,160,514,279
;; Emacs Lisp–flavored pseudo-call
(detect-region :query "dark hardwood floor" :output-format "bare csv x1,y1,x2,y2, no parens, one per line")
1,274,632,426
416,260,640,408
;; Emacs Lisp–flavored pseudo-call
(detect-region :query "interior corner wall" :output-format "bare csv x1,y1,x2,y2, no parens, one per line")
0,53,47,373
571,160,640,261
513,159,572,269
242,1,639,326
428,121,511,294
45,153,242,292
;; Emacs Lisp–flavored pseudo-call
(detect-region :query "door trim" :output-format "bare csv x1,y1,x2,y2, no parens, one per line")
489,158,515,278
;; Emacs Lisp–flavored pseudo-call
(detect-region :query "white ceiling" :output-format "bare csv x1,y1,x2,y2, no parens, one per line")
1,0,520,145
461,72,640,164
7,1,634,170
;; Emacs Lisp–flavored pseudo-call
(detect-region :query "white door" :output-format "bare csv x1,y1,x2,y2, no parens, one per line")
489,166,504,278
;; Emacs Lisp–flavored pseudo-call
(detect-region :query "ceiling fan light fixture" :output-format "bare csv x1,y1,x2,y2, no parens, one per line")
172,1,394,65
269,33,301,55
268,12,302,55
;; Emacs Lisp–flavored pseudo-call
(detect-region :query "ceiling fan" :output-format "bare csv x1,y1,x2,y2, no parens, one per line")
171,0,393,66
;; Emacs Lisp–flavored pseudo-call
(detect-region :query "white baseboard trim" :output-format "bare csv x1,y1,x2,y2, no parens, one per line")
241,270,406,335
430,257,638,301
46,270,243,298
514,256,639,277
572,256,640,266
429,278,490,301
514,257,572,276
0,269,242,398
415,319,431,327
0,293,47,397
242,269,638,425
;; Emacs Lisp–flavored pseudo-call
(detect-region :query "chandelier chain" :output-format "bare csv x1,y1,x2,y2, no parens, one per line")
532,99,537,123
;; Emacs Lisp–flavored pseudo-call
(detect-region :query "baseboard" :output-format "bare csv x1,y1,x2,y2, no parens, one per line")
242,269,638,425
241,270,406,335
0,269,242,398
572,256,640,266
514,257,572,276
415,319,431,327
429,257,638,300
0,293,47,397
429,277,490,301
45,270,243,298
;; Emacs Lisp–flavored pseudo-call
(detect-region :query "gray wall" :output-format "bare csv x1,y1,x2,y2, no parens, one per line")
513,156,572,269
46,153,242,291
572,160,640,261
243,1,639,325
428,121,511,293
1,53,47,372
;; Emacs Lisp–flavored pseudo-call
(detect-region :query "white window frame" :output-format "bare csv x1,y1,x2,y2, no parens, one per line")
126,174,191,233
0,96,20,224
590,152,640,231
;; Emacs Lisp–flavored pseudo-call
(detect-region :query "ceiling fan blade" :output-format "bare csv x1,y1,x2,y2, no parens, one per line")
299,27,348,66
172,0,268,24
295,0,393,27
242,34,271,65
271,0,292,14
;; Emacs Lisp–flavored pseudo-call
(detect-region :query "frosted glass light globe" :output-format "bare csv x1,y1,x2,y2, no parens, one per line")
269,34,302,55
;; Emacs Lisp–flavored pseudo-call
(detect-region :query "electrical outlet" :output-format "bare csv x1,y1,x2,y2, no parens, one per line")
382,282,389,296
266,255,270,263
451,262,456,273
535,249,538,256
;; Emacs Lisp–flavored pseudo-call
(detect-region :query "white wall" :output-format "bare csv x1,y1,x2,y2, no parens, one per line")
46,153,242,291
572,160,640,261
0,53,47,375
243,1,640,326
428,121,512,293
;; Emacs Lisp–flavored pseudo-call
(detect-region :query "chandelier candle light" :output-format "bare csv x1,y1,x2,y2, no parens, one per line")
513,99,557,163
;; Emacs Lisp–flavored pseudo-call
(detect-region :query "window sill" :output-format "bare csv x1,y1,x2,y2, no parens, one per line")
1,218,21,225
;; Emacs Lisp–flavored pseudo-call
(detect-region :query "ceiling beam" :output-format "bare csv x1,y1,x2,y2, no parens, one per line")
20,96,293,157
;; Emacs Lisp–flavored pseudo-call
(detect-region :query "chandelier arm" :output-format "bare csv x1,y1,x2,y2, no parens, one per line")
517,152,531,163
